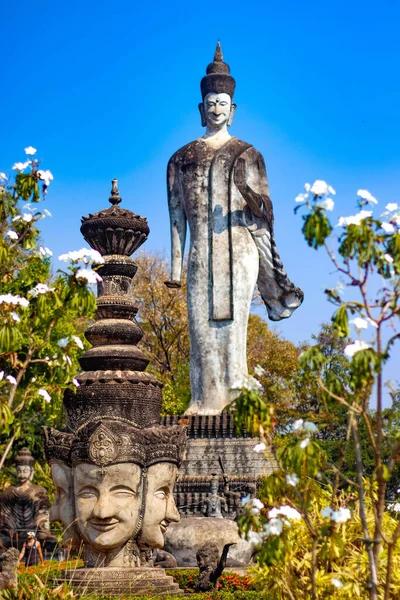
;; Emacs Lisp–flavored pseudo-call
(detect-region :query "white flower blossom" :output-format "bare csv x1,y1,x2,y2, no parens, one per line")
330,280,345,297
332,578,344,589
264,517,283,536
72,378,80,388
231,374,262,392
0,371,3,381
22,213,33,223
76,268,103,284
63,355,72,366
12,161,31,171
57,337,70,348
254,365,265,377
384,254,394,264
24,146,37,155
269,505,302,520
6,375,17,385
295,192,309,203
253,442,267,453
0,173,7,181
6,230,18,240
357,189,377,205
303,421,318,434
39,246,53,257
11,312,20,322
388,503,400,513
71,335,84,350
385,203,398,212
317,198,335,211
310,180,331,197
331,507,351,523
344,340,372,358
37,169,54,187
0,294,29,307
349,317,369,330
28,283,54,297
292,419,304,432
321,507,333,518
381,222,395,234
286,473,299,487
300,437,310,449
43,209,52,217
337,210,372,227
251,498,264,514
58,248,104,265
38,388,51,403
247,530,264,546
304,183,311,192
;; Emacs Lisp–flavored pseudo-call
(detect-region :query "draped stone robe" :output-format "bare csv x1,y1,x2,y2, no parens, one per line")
167,137,303,414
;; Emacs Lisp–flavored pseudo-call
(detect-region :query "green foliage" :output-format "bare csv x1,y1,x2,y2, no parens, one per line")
235,184,400,599
301,209,333,249
0,152,96,479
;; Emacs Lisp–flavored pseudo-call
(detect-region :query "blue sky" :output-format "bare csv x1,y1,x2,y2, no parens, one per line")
2,0,400,401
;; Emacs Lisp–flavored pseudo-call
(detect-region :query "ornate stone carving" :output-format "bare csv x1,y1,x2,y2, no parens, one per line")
44,181,186,594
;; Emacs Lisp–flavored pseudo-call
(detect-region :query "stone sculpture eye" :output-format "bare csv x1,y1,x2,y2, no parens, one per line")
78,488,97,499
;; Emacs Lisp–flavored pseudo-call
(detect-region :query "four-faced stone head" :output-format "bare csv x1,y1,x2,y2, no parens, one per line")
74,462,142,552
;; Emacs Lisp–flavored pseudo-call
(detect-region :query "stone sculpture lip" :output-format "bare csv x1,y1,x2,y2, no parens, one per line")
89,518,119,532
159,520,169,534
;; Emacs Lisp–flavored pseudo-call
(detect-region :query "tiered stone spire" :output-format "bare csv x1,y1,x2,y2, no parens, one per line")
64,179,164,431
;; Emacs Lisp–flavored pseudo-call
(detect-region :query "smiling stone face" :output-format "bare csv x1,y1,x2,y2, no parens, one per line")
140,462,180,549
74,462,142,552
203,93,232,129
16,465,33,485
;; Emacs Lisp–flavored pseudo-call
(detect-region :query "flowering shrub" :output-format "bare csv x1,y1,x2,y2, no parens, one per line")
234,181,400,600
0,149,101,478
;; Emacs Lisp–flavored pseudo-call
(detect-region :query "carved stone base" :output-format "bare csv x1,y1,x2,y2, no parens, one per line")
55,567,183,595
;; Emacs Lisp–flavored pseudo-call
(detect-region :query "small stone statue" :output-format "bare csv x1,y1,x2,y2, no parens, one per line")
0,547,19,590
0,448,54,550
203,474,227,518
154,548,178,568
194,542,235,592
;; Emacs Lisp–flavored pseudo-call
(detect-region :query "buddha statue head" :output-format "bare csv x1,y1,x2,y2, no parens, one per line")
199,42,236,128
15,448,34,485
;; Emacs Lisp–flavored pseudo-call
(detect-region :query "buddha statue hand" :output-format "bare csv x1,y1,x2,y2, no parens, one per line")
234,157,266,220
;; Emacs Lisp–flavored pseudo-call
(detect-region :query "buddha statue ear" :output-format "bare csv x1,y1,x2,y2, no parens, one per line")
198,103,207,128
228,103,236,127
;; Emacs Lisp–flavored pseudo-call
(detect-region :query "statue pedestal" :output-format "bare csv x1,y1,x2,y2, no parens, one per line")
56,567,183,595
165,517,255,567
162,413,276,519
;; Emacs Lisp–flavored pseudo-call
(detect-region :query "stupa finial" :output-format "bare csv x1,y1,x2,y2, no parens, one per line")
109,178,122,205
214,41,223,62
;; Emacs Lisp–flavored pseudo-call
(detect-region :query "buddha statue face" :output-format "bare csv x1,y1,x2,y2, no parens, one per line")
16,465,33,485
140,462,180,549
74,462,142,552
201,93,236,129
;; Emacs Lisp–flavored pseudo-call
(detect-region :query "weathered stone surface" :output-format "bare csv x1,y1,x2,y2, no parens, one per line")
0,448,56,550
164,517,256,567
44,181,187,595
0,547,19,590
57,566,183,595
166,44,303,415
